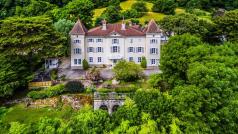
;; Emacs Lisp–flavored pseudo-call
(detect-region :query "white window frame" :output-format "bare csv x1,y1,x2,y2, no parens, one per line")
112,46,119,53
150,48,158,54
150,39,158,44
89,57,93,63
138,57,142,63
137,47,143,53
88,38,94,43
128,47,134,53
74,39,81,44
88,47,94,53
98,57,102,63
96,38,103,43
97,47,103,53
112,39,119,44
129,57,133,62
74,48,81,54
151,59,156,65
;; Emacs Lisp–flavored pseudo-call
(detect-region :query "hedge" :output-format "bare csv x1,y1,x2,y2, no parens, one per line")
27,84,65,99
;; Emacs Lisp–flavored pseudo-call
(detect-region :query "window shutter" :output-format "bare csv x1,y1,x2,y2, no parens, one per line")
102,48,104,52
87,47,89,52
142,47,144,53
111,46,113,53
156,48,158,54
118,47,120,53
96,47,98,53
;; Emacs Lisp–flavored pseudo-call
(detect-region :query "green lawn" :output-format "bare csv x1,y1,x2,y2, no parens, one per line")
120,0,153,11
92,0,186,24
93,7,106,21
2,104,73,124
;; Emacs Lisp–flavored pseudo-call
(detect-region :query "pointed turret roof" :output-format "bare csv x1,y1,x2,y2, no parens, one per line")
69,19,87,35
143,19,161,34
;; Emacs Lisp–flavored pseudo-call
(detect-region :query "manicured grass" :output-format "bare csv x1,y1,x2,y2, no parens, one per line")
93,7,106,21
120,0,153,11
137,12,165,24
2,104,73,124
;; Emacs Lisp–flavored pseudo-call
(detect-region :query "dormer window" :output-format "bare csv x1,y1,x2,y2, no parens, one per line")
112,39,119,44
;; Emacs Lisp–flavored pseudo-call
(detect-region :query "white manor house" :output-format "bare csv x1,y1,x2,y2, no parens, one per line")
69,19,168,69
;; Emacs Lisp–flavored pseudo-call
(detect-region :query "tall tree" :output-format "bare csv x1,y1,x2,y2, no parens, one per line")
214,9,238,42
152,0,177,15
0,16,66,59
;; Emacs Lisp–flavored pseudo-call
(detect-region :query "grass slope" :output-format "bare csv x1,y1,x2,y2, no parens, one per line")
92,0,186,24
2,104,73,124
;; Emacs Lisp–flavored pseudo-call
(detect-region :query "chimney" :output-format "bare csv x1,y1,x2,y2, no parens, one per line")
102,19,107,30
121,20,126,30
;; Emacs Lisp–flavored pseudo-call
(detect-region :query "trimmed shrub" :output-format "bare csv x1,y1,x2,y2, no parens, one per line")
147,74,169,92
131,1,148,12
65,81,85,93
113,60,144,82
83,59,89,70
140,56,147,69
115,84,138,93
27,91,47,99
97,88,111,93
27,84,65,99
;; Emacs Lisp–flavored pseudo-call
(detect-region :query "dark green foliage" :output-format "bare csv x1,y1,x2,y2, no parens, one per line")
82,59,89,70
147,74,169,91
67,107,111,133
131,1,148,12
152,0,176,15
140,56,147,69
100,5,122,23
0,16,66,58
113,60,144,82
54,19,74,35
160,34,203,87
65,81,84,93
114,84,137,93
159,13,213,38
15,0,56,17
121,9,144,19
27,84,65,99
214,10,238,42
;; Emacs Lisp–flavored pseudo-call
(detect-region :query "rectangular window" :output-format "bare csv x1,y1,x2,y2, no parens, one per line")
112,39,119,44
78,59,81,64
74,48,81,54
112,46,119,53
98,57,102,62
88,47,94,53
137,47,144,53
96,38,103,42
150,39,158,44
129,57,133,62
128,47,134,53
97,47,103,52
74,59,77,64
89,57,93,63
73,39,81,44
151,59,156,64
88,38,94,42
150,48,158,54
138,57,142,63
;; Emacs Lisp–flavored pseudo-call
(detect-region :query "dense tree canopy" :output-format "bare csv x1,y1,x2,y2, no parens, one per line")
152,0,177,15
